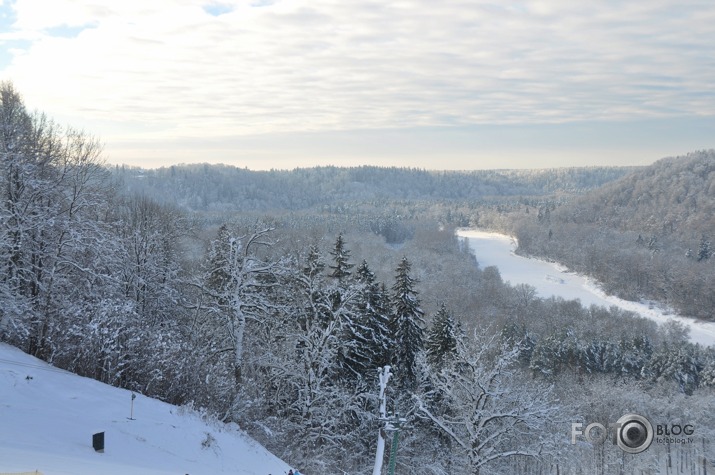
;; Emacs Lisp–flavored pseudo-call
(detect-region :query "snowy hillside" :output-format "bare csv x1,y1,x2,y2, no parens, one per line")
0,343,291,475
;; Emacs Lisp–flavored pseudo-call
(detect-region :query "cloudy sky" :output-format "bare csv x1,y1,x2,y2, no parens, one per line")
1,0,714,170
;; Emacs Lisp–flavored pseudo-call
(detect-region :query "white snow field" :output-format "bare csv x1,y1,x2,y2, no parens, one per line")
458,229,715,347
0,343,291,475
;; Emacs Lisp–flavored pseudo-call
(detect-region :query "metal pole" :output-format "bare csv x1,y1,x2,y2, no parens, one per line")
129,392,136,420
386,411,403,475
387,427,400,475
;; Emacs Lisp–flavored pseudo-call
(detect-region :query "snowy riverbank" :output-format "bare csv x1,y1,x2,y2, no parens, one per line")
457,229,715,347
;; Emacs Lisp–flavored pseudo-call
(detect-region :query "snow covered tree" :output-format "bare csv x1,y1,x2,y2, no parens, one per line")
329,233,354,283
390,256,425,391
303,244,325,279
0,82,113,360
327,234,356,338
579,339,621,374
618,335,652,377
199,224,282,387
339,260,392,379
296,245,334,330
425,303,459,369
529,332,578,379
642,342,703,394
416,332,558,474
700,347,715,388
115,195,187,325
256,248,372,473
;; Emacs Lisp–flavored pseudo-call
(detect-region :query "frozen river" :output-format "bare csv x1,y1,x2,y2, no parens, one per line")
458,229,715,346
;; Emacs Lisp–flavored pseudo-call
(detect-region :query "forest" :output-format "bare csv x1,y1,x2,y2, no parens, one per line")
112,161,632,212
1,82,714,474
510,150,715,321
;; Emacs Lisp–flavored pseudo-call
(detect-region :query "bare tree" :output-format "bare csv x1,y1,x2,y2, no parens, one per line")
415,331,558,474
199,224,283,387
0,82,112,357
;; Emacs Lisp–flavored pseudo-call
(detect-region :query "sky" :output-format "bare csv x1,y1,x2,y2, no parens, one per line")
1,0,714,170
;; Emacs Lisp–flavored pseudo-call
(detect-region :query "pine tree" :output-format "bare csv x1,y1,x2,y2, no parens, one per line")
390,256,425,391
425,303,458,368
327,234,355,318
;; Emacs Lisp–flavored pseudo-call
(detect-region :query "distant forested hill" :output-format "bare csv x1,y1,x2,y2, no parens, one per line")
112,164,633,212
549,150,715,239
512,150,715,320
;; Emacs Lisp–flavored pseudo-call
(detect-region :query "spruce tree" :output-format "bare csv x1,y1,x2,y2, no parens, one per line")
390,256,425,391
425,303,458,368
329,234,354,283
299,245,332,330
340,260,393,379
303,245,326,278
327,234,355,317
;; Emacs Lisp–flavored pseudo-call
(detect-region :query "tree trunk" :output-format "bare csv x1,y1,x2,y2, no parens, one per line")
233,310,246,386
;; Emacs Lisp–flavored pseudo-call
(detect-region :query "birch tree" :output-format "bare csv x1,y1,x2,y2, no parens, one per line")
201,224,282,386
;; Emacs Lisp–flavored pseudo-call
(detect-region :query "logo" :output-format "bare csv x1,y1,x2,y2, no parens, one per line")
571,413,653,454
615,414,653,454
571,413,697,454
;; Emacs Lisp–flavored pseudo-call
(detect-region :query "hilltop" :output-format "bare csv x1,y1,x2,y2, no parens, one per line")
112,163,633,212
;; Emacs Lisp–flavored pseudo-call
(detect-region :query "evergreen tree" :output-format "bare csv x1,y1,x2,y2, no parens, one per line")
390,256,425,390
303,245,326,279
205,224,233,299
339,260,392,379
425,303,459,368
700,347,715,388
618,335,652,377
298,245,332,330
327,234,355,318
329,234,354,283
642,342,703,394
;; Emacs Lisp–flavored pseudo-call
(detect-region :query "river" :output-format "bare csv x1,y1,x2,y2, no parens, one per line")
457,229,715,346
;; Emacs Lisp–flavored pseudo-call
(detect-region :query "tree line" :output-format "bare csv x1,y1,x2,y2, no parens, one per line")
113,161,632,212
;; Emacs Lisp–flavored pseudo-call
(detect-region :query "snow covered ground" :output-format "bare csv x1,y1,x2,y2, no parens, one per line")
458,229,715,347
0,343,292,475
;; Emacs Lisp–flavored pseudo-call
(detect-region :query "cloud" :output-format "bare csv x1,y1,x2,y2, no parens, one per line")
0,0,713,158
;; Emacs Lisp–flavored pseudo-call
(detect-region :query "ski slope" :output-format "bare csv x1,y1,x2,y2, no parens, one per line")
0,343,292,475
458,229,715,347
